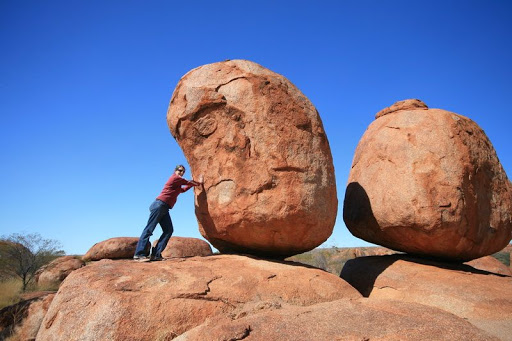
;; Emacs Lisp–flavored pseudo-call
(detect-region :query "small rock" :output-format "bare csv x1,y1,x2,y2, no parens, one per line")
82,237,149,261
152,236,213,258
35,256,85,288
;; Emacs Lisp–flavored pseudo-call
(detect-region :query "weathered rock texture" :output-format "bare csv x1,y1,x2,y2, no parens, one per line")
35,256,85,288
153,236,213,258
340,255,512,340
82,237,148,261
466,255,512,276
176,299,498,341
344,99,512,260
0,293,55,341
36,255,359,340
167,59,337,257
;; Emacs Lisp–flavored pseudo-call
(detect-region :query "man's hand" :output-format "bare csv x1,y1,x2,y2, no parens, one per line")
190,175,204,187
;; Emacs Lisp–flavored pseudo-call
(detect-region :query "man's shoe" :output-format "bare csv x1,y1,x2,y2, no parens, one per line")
150,256,164,261
133,255,150,262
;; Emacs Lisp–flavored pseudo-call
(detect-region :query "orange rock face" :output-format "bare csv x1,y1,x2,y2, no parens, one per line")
167,60,337,257
0,293,55,341
152,236,213,258
340,255,512,340
36,255,359,340
176,299,498,341
82,237,148,261
35,256,85,287
344,99,512,261
466,255,512,276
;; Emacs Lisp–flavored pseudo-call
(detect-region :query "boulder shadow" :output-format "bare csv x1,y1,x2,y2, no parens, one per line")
339,255,399,297
343,182,378,241
340,253,510,297
398,253,512,277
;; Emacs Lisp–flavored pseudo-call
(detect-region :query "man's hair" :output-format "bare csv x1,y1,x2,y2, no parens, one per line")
175,165,186,172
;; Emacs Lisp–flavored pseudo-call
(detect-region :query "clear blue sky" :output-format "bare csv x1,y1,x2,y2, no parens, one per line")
1,1,511,255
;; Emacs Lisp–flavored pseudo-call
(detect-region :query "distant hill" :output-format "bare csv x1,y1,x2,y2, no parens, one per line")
286,244,512,275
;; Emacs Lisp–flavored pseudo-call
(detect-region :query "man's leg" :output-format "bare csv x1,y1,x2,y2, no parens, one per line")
153,212,174,259
134,200,165,257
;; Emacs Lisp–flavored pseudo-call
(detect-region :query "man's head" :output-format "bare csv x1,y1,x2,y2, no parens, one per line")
175,165,186,176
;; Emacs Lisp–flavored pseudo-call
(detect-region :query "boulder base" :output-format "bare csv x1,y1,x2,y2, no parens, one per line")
36,255,359,340
176,298,498,341
167,59,337,257
340,254,512,340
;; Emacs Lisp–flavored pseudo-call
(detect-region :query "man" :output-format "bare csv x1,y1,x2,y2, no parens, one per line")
133,165,202,261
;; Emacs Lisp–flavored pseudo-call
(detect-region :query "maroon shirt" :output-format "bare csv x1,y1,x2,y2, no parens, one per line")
156,174,195,208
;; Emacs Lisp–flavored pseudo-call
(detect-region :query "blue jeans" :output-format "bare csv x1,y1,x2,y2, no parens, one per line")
134,199,174,258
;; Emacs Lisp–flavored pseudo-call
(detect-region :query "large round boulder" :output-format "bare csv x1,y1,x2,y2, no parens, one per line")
167,59,337,257
343,99,512,261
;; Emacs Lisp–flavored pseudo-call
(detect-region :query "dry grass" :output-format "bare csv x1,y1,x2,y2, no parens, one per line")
33,281,60,292
0,278,22,309
0,278,60,310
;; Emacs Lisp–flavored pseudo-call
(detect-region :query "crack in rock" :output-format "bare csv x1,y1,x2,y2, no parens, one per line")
203,276,220,295
377,285,398,290
174,276,241,308
272,166,306,172
251,179,276,195
215,76,248,92
206,179,234,193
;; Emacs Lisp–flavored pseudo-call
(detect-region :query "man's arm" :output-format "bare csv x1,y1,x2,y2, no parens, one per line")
181,175,204,192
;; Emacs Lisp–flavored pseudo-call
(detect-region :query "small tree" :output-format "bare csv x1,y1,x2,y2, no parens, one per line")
0,233,64,291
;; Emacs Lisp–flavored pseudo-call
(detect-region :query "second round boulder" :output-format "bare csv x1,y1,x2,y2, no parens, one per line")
343,99,512,261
